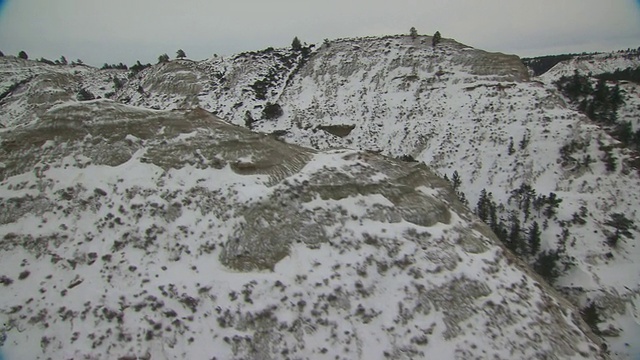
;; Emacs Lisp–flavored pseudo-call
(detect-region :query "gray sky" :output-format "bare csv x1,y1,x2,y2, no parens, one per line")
1,0,639,66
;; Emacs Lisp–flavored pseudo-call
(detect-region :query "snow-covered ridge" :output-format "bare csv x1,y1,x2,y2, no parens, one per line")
540,51,640,82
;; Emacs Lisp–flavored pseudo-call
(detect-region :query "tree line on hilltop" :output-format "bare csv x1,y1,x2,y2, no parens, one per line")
523,47,640,76
0,48,189,72
2,26,445,72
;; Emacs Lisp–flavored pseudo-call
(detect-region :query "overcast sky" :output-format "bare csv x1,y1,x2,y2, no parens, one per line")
1,0,639,66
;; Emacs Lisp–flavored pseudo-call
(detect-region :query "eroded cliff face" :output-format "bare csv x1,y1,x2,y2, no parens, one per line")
0,96,606,359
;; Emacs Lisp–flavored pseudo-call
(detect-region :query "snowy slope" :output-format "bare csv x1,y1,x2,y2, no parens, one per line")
100,35,640,358
254,38,640,359
1,35,639,359
0,99,606,359
538,50,640,134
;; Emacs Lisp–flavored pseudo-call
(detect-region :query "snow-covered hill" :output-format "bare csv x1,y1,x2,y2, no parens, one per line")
0,99,606,359
112,35,640,358
261,39,640,359
1,35,639,359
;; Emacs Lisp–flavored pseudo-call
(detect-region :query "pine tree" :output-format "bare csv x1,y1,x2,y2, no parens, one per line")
432,31,441,47
528,221,541,256
59,56,67,65
495,221,509,245
291,36,302,51
130,60,151,74
604,213,635,247
0,50,4,57
582,154,593,168
37,57,55,65
262,102,283,119
533,249,561,284
610,84,623,107
519,132,529,150
244,111,255,129
543,192,562,219
489,201,499,234
507,214,522,254
558,227,570,253
580,302,602,334
410,27,418,39
593,79,613,123
508,138,515,155
18,50,28,60
594,79,610,104
614,121,633,145
510,183,536,222
457,191,468,206
113,76,124,90
76,88,95,101
176,49,186,59
558,70,594,101
157,53,170,64
522,188,534,222
533,194,546,216
451,171,461,191
476,189,490,223
603,150,617,173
